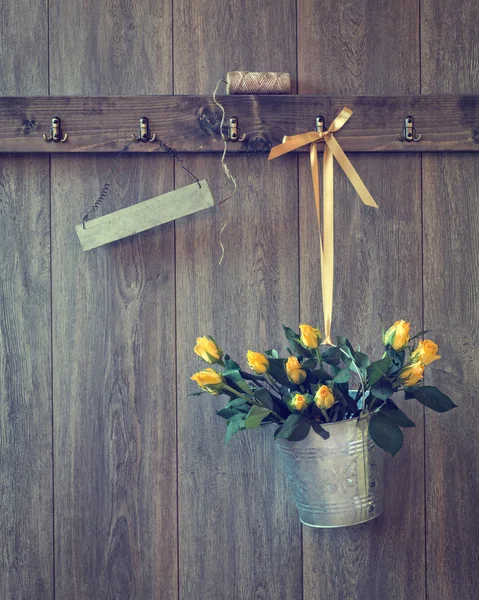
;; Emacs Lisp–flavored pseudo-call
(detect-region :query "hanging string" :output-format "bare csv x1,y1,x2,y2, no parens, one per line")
82,139,134,228
213,79,238,265
82,136,201,229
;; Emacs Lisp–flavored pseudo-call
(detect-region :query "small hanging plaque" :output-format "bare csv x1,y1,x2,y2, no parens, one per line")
75,179,214,251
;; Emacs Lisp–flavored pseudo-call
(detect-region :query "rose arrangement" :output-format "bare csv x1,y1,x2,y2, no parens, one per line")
190,322,456,455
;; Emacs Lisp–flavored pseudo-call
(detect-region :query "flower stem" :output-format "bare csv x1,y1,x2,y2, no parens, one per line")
222,384,283,421
338,346,368,414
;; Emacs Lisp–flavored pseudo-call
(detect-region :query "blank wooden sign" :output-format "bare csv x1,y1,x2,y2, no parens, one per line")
76,179,214,251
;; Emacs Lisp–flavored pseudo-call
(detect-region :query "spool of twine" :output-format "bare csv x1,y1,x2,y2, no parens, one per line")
226,71,291,95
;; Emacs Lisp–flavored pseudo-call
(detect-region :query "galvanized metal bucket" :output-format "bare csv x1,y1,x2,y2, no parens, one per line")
275,414,385,528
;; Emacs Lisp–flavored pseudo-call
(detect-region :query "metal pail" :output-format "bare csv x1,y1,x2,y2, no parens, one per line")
275,414,384,528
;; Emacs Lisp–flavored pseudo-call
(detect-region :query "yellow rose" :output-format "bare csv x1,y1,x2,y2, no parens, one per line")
383,320,411,350
299,324,322,349
247,350,270,374
315,385,335,409
291,393,307,411
398,362,425,386
410,340,441,366
194,336,223,364
191,368,224,394
285,356,307,385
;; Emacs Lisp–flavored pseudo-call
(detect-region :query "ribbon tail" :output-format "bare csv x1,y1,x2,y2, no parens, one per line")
324,134,378,208
268,131,321,160
322,144,334,345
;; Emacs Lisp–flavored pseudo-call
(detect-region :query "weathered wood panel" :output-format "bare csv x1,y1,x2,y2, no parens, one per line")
422,1,479,598
298,1,425,599
0,157,53,600
50,0,178,598
0,1,52,599
173,0,302,598
1,94,479,153
0,1,48,96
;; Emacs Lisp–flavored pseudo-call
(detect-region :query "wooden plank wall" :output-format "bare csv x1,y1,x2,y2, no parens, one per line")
0,1,53,599
422,2,479,599
298,1,425,599
173,0,302,598
0,1,478,600
49,1,177,599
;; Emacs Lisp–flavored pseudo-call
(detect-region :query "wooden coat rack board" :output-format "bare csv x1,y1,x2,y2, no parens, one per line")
1,95,478,154
1,94,478,249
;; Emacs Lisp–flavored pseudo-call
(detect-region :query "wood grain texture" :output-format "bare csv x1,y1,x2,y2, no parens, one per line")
76,179,214,251
50,0,177,598
173,0,302,598
1,95,479,153
0,157,53,600
49,0,172,95
52,155,178,600
0,0,52,598
0,0,48,96
422,1,479,598
298,1,425,599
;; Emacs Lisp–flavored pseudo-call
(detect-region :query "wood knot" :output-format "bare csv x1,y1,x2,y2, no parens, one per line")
246,134,272,153
197,106,222,137
22,119,36,134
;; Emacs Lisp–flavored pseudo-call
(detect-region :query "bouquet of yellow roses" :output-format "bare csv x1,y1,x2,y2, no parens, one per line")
190,321,456,455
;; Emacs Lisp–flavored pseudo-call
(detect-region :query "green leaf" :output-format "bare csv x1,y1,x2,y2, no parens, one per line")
329,403,346,422
321,346,342,366
253,387,274,410
309,368,332,384
302,357,317,370
227,397,250,409
225,414,244,443
333,384,358,414
371,378,394,400
333,368,350,384
386,348,406,374
311,421,330,440
274,414,311,441
336,336,355,356
224,354,240,370
267,360,290,386
244,405,272,430
367,357,393,386
217,407,238,420
354,351,371,376
264,349,279,359
379,400,415,428
223,369,253,395
282,325,311,357
369,412,404,456
406,386,457,413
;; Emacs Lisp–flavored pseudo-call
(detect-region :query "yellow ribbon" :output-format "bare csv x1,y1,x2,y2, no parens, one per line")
268,107,378,345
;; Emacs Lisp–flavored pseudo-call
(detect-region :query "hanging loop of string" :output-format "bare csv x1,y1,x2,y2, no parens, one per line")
82,136,201,229
212,79,239,264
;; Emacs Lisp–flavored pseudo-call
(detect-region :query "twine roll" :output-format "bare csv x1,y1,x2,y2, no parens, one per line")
226,71,291,95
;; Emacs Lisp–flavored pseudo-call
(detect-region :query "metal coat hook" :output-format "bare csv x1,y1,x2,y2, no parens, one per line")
43,116,68,142
316,115,325,133
227,116,246,142
132,117,156,143
398,116,422,142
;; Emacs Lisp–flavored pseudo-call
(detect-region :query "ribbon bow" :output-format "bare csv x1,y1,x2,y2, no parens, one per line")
268,107,378,345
